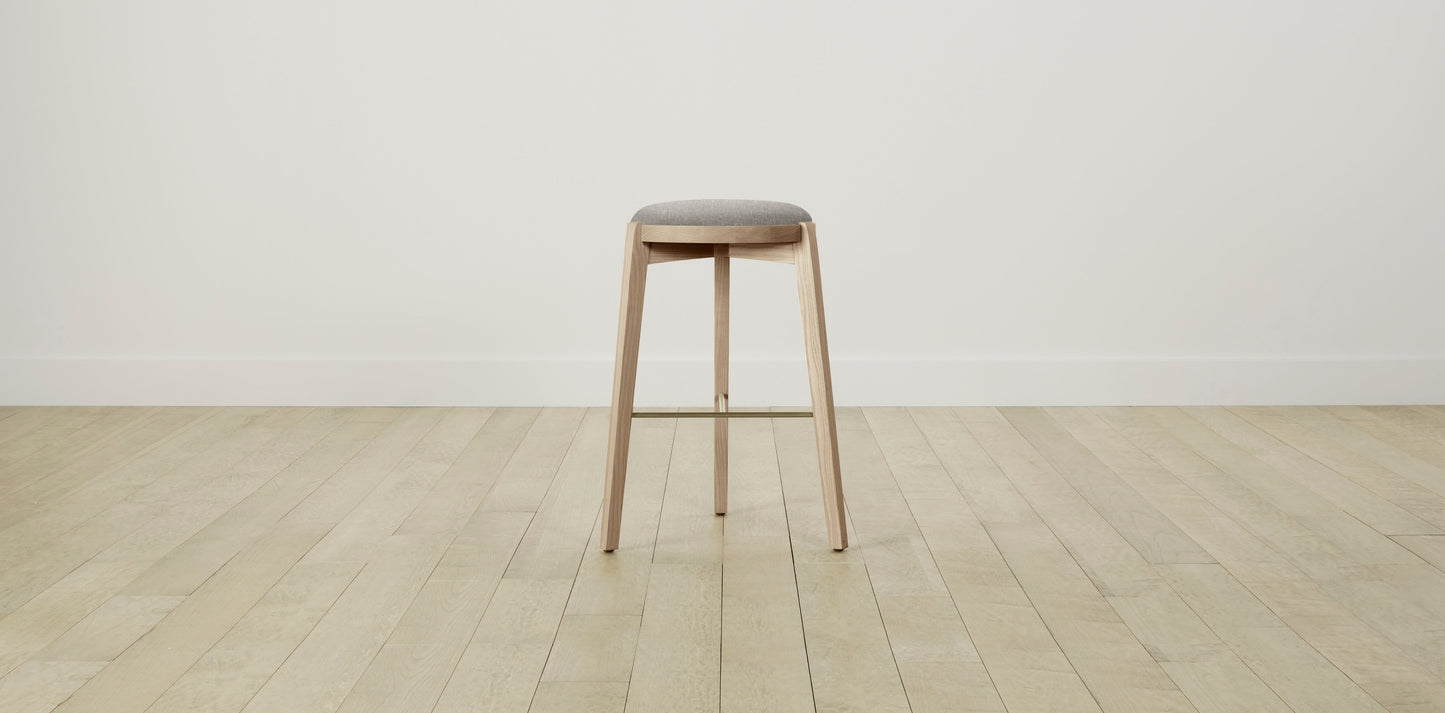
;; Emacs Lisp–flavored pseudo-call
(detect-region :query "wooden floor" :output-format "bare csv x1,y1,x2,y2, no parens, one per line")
2,406,1445,712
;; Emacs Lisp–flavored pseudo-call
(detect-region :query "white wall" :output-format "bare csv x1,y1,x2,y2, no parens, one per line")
3,1,1443,406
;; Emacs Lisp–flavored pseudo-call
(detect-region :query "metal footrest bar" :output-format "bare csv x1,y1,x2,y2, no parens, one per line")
631,408,812,419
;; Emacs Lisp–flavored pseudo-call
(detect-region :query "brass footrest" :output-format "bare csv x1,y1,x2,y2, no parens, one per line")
631,408,812,419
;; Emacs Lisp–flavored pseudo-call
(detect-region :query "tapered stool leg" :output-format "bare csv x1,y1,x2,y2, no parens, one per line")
602,222,648,552
793,222,847,550
714,245,730,515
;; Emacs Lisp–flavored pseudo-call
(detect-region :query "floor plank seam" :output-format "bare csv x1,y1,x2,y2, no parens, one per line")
1093,408,1424,713
769,417,821,713
896,408,1011,713
6,407,1445,713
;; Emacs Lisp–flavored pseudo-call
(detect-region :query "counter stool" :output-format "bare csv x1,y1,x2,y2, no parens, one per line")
602,199,847,552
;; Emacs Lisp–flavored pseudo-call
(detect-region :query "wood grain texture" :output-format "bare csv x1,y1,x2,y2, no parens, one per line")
1183,406,1440,535
602,223,648,552
794,222,847,550
954,408,1197,712
715,244,729,516
638,223,801,244
726,241,796,264
52,523,335,713
645,242,713,264
721,419,812,713
0,661,106,713
0,408,213,530
0,408,108,473
626,417,724,713
146,560,363,713
0,406,1442,713
0,408,366,679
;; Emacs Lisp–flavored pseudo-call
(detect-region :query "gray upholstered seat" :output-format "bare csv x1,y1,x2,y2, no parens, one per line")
632,199,811,226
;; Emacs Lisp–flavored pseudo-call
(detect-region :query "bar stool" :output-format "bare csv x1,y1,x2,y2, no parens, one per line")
602,199,848,552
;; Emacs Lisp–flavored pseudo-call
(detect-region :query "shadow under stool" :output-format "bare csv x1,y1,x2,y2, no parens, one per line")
602,199,848,552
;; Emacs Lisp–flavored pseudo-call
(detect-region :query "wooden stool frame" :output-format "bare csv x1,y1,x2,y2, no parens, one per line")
602,221,848,552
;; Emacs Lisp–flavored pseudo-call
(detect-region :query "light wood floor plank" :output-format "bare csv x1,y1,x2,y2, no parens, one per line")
394,407,540,537
51,521,336,713
857,409,1012,713
322,420,544,713
0,407,210,517
1363,406,1445,447
1244,406,1445,498
1394,535,1445,571
957,408,1196,713
0,409,371,691
0,404,244,532
721,419,812,713
502,408,610,580
650,416,726,566
530,682,629,713
241,534,448,713
1046,408,1326,713
0,408,307,614
1147,407,1427,567
431,578,573,713
32,594,185,663
301,407,492,563
625,417,724,713
1157,563,1390,713
839,409,949,599
772,409,862,565
1000,406,1215,565
1089,408,1445,709
0,408,99,460
1156,659,1293,713
566,416,676,616
1324,406,1445,488
337,482,557,711
907,407,1101,713
1185,406,1442,535
1199,410,1445,669
0,660,106,713
792,561,912,713
541,615,640,683
533,413,675,713
775,410,911,713
1097,407,1409,580
1216,407,1445,529
18,404,378,705
145,560,363,713
0,407,126,479
0,408,297,551
980,408,1210,596
0,406,1442,713
79,407,372,601
477,407,586,515
0,408,366,678
266,408,581,713
425,407,602,712
0,406,40,439
425,406,594,713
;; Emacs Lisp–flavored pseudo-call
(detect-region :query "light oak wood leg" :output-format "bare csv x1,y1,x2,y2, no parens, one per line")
794,222,847,550
602,222,648,552
714,245,729,515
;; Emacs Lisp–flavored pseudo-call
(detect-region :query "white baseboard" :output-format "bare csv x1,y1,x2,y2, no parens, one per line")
2,357,1443,406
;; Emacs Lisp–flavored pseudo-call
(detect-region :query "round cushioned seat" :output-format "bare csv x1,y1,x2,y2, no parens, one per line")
632,199,811,226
